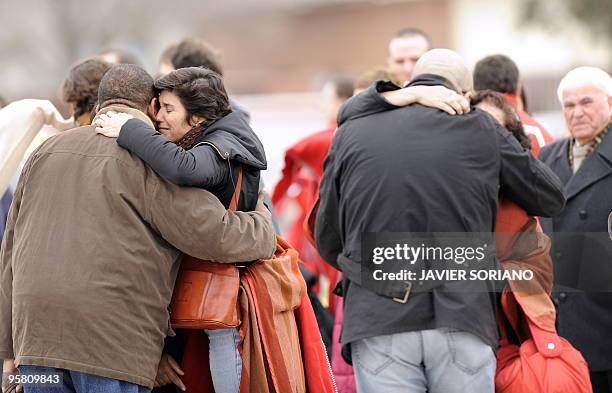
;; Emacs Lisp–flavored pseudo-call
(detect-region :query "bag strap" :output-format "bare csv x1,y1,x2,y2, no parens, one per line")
496,311,511,347
229,166,244,212
526,313,563,357
498,288,522,346
501,290,563,357
500,289,521,335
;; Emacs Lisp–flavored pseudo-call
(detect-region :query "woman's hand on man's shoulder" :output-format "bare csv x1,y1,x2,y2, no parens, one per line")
93,111,135,138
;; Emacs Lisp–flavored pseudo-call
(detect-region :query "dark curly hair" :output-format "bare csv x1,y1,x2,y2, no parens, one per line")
471,90,532,151
155,67,231,123
98,64,155,113
155,67,232,149
61,58,112,119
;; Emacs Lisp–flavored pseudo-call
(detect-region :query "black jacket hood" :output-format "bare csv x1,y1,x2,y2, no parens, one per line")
196,110,267,170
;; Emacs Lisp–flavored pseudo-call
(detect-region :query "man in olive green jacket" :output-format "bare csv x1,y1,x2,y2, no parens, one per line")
0,64,276,392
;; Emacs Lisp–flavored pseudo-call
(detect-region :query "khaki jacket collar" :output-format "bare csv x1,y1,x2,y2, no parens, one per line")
93,104,155,129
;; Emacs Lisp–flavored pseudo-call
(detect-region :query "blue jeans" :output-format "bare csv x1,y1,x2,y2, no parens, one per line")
205,328,242,393
18,366,150,393
352,328,496,393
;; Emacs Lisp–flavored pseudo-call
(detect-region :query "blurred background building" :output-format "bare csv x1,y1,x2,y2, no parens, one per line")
1,0,609,187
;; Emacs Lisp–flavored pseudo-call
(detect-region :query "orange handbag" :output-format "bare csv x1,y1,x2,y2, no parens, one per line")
495,290,592,393
170,168,245,329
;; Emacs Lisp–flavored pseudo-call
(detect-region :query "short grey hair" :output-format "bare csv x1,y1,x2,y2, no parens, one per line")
557,66,612,102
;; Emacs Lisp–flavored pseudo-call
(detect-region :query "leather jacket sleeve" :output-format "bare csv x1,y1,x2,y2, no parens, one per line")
117,118,228,188
495,123,566,217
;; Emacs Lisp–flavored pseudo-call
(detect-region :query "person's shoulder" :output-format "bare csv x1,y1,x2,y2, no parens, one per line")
42,125,138,164
52,125,96,138
201,114,267,170
539,138,568,159
429,106,501,138
466,107,498,126
542,138,567,150
35,125,92,150
212,110,250,129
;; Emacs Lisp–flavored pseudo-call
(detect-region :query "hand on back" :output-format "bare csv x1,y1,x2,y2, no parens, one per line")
383,85,471,115
94,111,135,138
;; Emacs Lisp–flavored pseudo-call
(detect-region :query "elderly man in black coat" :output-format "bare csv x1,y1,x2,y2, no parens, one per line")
539,66,612,393
315,49,566,393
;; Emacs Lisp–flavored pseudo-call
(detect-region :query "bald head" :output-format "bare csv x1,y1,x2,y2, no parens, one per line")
413,49,473,93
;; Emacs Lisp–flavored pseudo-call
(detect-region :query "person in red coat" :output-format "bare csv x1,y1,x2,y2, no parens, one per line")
474,54,555,156
273,76,354,312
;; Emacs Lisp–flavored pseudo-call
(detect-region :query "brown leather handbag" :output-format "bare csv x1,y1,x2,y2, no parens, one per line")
169,168,245,329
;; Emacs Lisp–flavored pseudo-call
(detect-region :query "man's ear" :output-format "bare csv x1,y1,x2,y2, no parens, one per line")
516,82,523,97
147,98,158,119
516,83,525,111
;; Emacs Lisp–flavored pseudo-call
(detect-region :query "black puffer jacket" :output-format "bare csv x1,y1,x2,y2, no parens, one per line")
117,110,266,211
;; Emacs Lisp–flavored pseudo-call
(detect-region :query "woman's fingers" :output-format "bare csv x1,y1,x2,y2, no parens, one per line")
94,112,133,133
95,126,119,138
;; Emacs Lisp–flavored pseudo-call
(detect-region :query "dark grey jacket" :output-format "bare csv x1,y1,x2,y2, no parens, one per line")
539,129,612,371
315,77,565,348
117,110,266,211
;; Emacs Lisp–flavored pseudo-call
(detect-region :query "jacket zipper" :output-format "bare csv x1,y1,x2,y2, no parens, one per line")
193,141,230,160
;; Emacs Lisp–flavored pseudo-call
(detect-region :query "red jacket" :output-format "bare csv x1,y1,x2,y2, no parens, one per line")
501,93,555,156
273,125,340,311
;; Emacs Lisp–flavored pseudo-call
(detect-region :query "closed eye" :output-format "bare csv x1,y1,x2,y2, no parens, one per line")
161,104,174,113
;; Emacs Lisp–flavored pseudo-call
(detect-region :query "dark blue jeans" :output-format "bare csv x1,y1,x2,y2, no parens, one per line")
18,365,150,393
